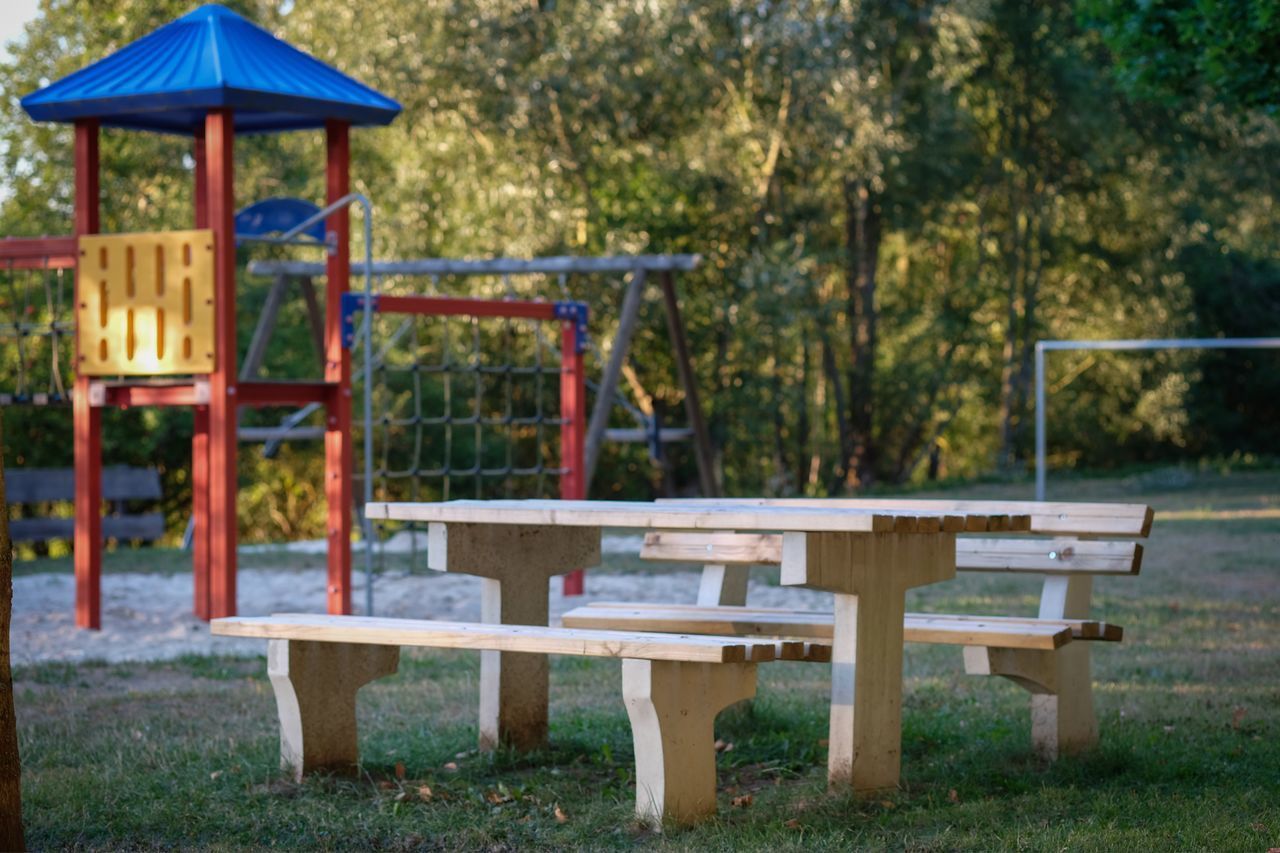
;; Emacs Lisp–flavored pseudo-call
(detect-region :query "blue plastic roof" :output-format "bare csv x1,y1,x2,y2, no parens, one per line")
20,4,401,135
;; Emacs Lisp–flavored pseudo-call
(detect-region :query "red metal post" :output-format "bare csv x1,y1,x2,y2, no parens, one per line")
560,321,587,595
324,120,353,614
205,109,238,618
73,119,102,629
192,126,211,619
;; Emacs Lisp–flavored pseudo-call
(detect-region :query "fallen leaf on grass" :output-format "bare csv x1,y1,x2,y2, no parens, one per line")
714,739,734,753
485,788,513,805
1232,707,1247,729
948,789,960,803
443,762,458,772
732,794,753,808
554,804,569,823
417,785,433,802
880,800,895,810
394,761,406,780
784,819,801,830
377,780,396,791
209,771,223,781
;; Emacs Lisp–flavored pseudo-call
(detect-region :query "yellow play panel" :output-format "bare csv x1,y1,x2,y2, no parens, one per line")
77,230,216,376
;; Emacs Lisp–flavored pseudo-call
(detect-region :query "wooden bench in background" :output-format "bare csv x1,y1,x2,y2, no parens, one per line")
4,466,165,544
563,499,1153,760
213,613,829,828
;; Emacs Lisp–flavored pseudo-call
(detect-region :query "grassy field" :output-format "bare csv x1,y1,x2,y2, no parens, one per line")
11,467,1280,850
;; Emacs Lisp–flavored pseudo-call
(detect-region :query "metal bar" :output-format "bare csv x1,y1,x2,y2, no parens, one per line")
248,254,702,278
0,236,78,261
560,320,587,596
237,380,334,407
325,120,354,618
1038,337,1280,351
192,124,209,620
368,294,559,320
95,381,208,408
206,108,239,621
1035,343,1046,501
659,271,719,496
584,268,647,486
72,118,102,631
1034,336,1280,500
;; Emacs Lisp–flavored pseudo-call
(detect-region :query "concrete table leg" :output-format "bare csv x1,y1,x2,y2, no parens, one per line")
782,530,956,792
427,522,602,751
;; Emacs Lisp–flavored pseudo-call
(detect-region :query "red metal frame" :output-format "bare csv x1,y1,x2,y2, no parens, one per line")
358,294,589,595
192,125,211,619
0,236,77,269
325,120,354,615
47,106,586,628
205,108,238,620
559,322,587,595
73,119,102,629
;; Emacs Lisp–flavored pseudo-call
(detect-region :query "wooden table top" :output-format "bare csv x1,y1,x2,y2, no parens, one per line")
364,499,1030,535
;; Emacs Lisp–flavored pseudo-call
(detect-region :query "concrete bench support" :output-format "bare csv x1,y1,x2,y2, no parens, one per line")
268,639,400,780
623,659,758,828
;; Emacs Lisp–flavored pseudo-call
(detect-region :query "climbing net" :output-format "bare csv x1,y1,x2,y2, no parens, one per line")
0,256,75,405
341,269,589,571
358,308,571,503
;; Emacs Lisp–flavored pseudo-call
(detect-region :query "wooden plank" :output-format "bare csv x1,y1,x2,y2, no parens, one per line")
573,602,1121,642
248,254,702,278
640,531,1142,575
4,466,160,503
366,499,1029,535
657,498,1152,538
643,531,782,564
212,614,779,663
562,605,1075,650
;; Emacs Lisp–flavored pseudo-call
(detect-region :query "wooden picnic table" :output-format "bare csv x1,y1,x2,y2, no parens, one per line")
364,498,1031,793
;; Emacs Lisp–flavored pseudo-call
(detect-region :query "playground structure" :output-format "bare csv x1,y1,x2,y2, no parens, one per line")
0,5,715,627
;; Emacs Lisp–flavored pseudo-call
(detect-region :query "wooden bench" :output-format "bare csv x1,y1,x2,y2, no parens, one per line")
4,466,165,543
563,499,1152,760
212,614,829,828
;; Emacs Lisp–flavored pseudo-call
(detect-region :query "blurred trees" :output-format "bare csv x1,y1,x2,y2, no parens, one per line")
1,0,1278,542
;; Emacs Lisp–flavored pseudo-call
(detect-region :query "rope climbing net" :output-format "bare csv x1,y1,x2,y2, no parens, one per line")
328,266,590,576
0,243,76,405
359,306,573,504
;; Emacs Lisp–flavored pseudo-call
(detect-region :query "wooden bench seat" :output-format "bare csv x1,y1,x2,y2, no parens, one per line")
562,498,1152,761
563,602,1131,649
213,613,804,828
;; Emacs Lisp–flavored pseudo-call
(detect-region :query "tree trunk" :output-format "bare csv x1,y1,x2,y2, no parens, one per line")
0,409,25,850
844,178,882,488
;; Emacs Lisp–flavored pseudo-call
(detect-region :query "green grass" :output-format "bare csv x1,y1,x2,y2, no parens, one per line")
12,467,1280,849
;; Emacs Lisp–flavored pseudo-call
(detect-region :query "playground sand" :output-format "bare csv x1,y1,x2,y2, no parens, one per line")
10,563,832,666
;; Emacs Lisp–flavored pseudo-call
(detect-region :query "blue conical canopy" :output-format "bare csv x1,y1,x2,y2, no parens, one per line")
21,4,401,135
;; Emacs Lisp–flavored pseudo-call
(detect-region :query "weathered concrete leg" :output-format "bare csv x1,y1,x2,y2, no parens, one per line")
827,587,906,792
780,531,955,794
962,643,1097,760
696,563,749,606
267,639,399,781
479,577,549,751
427,523,601,753
622,659,757,829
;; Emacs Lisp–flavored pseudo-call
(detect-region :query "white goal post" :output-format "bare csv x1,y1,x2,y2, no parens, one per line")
1034,337,1280,500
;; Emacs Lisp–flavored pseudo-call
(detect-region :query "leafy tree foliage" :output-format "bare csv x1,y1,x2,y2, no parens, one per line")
1,0,1277,544
1080,0,1280,112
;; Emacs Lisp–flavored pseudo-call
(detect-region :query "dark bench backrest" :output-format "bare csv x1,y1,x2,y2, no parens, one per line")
5,466,162,503
5,466,165,543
